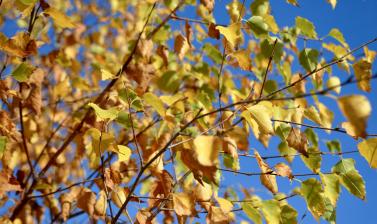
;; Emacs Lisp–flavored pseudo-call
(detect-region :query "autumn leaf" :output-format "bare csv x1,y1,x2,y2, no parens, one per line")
44,7,76,28
174,34,190,60
216,22,241,48
274,162,293,179
338,95,371,138
254,150,278,194
286,128,308,157
173,192,196,216
358,138,377,168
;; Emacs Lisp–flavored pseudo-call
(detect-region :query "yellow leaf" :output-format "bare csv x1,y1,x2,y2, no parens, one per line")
143,92,166,117
254,151,278,194
100,68,115,80
353,59,372,92
94,190,107,218
338,95,371,138
88,103,119,121
242,103,274,135
358,138,377,168
304,106,322,126
172,192,195,216
116,145,131,163
328,0,337,9
326,76,341,94
230,50,252,71
216,22,241,48
216,197,233,213
111,186,127,208
44,7,76,28
193,136,221,167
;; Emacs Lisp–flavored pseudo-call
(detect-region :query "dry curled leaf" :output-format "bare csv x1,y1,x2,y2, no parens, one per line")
254,151,278,194
286,128,309,157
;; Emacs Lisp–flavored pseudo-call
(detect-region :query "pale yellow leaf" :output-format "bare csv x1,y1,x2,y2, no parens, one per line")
338,95,371,138
216,22,241,48
358,138,377,168
173,192,195,216
44,7,76,28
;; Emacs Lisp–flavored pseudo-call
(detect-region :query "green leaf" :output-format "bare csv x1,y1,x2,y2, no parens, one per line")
250,0,270,17
328,28,347,47
332,159,366,200
358,138,377,168
203,43,223,64
280,204,298,224
143,92,166,117
323,197,337,224
304,128,319,147
115,111,131,129
88,103,119,121
242,203,262,224
295,16,317,39
301,178,326,220
301,147,321,173
247,16,269,36
260,200,281,224
12,62,35,82
119,88,144,111
278,141,296,163
320,173,341,206
299,48,319,72
0,136,7,159
326,140,341,153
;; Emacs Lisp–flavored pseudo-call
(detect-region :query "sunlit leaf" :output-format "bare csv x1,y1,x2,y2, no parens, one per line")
358,138,377,168
337,95,371,138
332,159,366,200
295,16,317,39
44,7,76,28
301,178,326,220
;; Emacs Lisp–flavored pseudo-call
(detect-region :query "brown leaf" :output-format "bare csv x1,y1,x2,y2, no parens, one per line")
25,84,42,115
254,151,278,194
208,23,220,39
137,38,154,59
274,162,293,179
0,32,37,58
200,0,215,12
174,34,190,60
157,45,169,67
185,21,193,47
286,128,309,157
0,170,23,197
77,188,96,216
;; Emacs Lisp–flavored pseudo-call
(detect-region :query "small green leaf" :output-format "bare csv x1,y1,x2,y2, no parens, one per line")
247,16,269,36
260,200,281,224
250,0,270,17
295,16,317,39
320,173,341,206
143,92,166,117
0,136,7,159
301,178,326,220
242,203,262,224
332,159,366,200
280,204,298,224
326,140,341,153
88,103,119,121
119,88,144,111
278,141,296,163
203,43,223,64
12,62,35,82
358,138,377,168
301,147,321,173
299,48,319,72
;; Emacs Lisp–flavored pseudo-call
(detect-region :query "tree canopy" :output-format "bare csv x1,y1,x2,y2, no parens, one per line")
0,0,376,223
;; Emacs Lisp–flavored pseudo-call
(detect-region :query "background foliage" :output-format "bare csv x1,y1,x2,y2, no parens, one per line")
0,0,376,223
